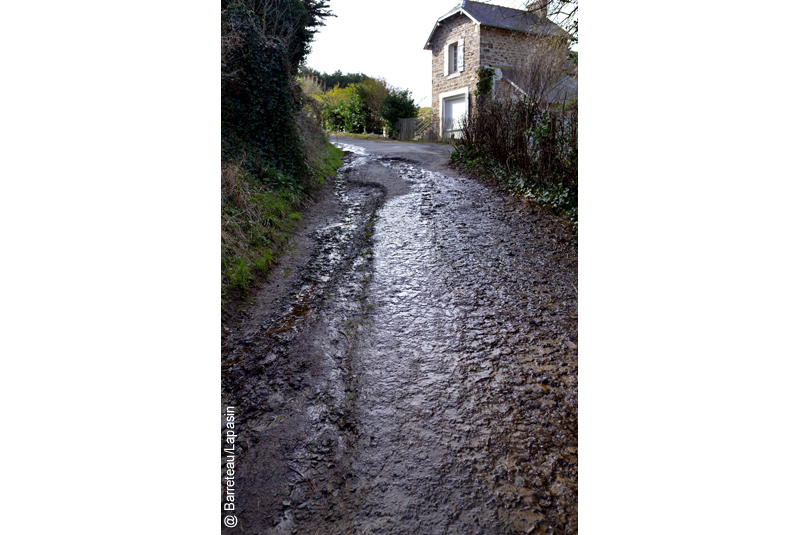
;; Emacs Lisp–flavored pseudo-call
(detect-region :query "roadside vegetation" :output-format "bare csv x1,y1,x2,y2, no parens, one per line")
221,0,340,304
301,68,366,91
451,1,578,233
300,69,418,138
450,84,578,230
221,143,342,294
325,132,391,142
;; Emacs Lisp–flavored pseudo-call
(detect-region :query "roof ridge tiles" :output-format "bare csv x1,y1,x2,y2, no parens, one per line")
465,0,525,12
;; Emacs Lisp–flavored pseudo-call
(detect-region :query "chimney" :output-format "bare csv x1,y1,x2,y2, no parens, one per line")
526,0,548,21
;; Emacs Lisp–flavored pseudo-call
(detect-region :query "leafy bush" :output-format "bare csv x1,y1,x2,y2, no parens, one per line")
317,77,389,134
475,66,496,98
381,89,418,137
319,85,364,133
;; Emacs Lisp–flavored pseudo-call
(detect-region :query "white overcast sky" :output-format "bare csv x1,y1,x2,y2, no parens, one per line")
306,0,546,107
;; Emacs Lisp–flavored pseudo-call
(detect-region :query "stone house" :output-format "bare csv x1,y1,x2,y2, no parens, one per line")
423,0,576,139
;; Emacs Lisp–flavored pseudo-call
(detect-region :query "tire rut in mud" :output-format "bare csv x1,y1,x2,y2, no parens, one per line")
221,153,395,534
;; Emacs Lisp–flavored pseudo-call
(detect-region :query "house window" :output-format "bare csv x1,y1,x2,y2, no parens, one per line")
449,42,459,74
445,39,463,76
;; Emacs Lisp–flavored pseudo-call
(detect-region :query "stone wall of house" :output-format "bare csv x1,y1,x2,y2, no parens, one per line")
479,27,569,69
478,26,538,69
430,13,479,137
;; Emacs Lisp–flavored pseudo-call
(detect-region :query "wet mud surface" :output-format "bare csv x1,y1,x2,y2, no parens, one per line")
222,139,578,534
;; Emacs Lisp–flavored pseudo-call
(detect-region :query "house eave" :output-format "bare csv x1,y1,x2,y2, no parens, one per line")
423,8,480,50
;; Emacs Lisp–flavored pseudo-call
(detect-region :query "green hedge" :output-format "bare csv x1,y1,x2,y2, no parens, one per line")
221,4,307,184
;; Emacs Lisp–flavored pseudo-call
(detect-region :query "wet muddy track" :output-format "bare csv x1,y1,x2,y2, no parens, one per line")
222,140,578,534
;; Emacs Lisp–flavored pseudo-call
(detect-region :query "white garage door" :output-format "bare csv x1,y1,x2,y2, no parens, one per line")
443,95,467,139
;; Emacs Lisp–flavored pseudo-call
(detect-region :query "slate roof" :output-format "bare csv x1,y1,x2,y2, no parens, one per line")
424,1,567,49
461,1,565,35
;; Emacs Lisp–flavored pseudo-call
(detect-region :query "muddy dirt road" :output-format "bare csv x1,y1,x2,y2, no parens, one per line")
222,138,578,534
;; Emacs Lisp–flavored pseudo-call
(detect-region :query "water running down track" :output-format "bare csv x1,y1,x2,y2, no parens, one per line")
222,139,578,534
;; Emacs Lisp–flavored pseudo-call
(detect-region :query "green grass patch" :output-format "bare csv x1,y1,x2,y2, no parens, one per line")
311,142,345,183
222,142,343,301
327,131,388,142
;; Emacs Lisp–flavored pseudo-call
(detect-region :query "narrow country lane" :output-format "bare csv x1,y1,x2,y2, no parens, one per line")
222,138,578,534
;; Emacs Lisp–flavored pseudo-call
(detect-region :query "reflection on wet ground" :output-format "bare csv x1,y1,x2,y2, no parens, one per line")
222,143,578,534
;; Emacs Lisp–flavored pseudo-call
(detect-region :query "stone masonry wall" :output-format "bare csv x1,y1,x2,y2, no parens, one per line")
430,13,479,137
479,26,537,69
480,27,569,69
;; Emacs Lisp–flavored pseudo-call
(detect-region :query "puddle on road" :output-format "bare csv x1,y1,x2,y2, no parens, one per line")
223,145,578,534
331,141,368,156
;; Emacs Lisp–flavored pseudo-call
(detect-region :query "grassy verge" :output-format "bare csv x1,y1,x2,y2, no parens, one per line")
221,142,344,303
329,131,448,145
327,131,390,142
